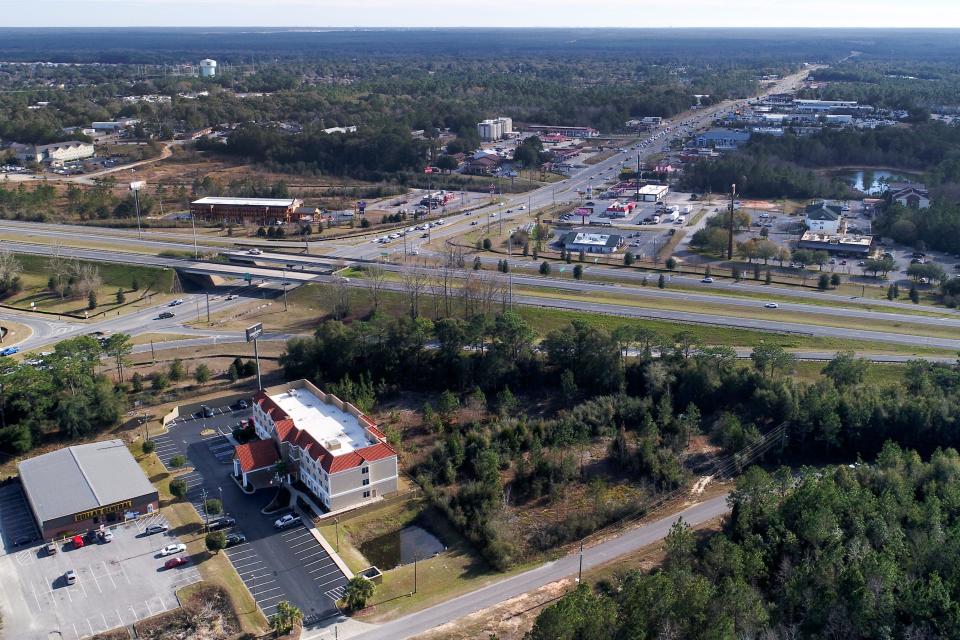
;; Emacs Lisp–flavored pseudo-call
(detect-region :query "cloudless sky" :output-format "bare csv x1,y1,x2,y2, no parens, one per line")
5,0,960,28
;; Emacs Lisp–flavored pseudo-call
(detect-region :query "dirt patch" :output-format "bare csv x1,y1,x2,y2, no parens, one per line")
134,583,240,640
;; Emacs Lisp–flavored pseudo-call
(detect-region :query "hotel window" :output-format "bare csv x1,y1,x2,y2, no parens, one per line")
361,467,369,474
363,491,370,498
362,478,369,486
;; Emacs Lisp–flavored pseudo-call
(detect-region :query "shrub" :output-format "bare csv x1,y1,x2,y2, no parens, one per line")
169,454,187,469
142,439,156,455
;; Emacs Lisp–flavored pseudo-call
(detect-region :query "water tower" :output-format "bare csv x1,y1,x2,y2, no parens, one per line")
199,59,217,78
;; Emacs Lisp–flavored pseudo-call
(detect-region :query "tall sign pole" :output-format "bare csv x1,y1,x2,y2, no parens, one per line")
130,181,145,240
245,323,263,390
727,183,736,260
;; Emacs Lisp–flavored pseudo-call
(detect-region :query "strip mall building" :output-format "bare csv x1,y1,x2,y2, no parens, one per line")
18,439,159,540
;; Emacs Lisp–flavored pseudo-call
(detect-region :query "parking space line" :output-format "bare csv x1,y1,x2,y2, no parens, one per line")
313,568,342,581
308,562,336,574
87,566,102,593
118,562,133,585
254,586,283,596
257,592,288,603
301,557,332,569
102,562,118,589
73,623,81,640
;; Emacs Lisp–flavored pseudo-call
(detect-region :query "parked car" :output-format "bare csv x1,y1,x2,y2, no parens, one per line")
274,514,301,530
201,405,215,418
237,399,249,410
164,556,188,569
225,533,247,548
145,524,168,535
72,535,84,549
208,517,236,531
0,347,19,356
45,541,58,555
65,569,77,585
161,543,187,556
100,530,113,543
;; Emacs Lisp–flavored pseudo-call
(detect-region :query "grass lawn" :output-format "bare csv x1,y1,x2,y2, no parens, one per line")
0,318,32,347
319,499,535,623
129,443,267,635
516,284,960,344
4,253,177,316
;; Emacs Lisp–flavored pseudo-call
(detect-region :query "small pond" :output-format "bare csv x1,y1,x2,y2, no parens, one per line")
359,525,446,570
831,169,916,195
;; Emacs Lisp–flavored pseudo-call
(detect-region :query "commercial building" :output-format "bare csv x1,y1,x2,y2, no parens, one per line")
190,197,304,225
890,185,930,209
797,231,874,256
792,99,859,113
804,202,843,234
694,129,752,150
92,119,140,133
560,231,623,254
234,380,399,512
12,141,95,166
526,124,599,138
477,117,513,141
18,439,159,540
638,184,670,202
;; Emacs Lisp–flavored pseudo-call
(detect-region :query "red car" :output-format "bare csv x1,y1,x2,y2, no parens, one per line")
164,556,188,569
72,535,84,549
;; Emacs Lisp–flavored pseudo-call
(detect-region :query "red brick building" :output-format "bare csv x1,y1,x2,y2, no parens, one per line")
190,197,304,225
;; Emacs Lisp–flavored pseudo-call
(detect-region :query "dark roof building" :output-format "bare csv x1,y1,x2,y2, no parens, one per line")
18,439,159,540
190,197,304,225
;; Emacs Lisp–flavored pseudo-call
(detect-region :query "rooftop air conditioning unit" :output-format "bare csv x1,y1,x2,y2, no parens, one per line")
325,439,342,451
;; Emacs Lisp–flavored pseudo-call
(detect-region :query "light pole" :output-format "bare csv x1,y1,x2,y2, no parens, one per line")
190,210,199,259
282,266,289,311
130,181,144,240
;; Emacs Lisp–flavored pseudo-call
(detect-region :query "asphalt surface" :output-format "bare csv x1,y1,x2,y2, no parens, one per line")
346,493,730,640
154,399,347,624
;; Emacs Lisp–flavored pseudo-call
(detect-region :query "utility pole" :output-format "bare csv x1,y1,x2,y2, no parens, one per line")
414,554,418,594
205,292,210,323
727,183,736,260
282,267,288,311
190,211,199,259
636,153,641,202
578,540,583,583
130,182,144,240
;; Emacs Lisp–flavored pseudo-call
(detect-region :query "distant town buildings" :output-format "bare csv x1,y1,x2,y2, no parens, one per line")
190,196,304,225
92,119,140,133
695,129,752,150
526,124,599,138
322,126,358,135
12,140,95,166
477,117,513,141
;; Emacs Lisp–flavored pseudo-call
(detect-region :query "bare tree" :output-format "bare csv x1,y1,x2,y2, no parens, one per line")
0,248,22,280
364,263,387,311
401,261,429,319
71,262,102,300
47,245,72,299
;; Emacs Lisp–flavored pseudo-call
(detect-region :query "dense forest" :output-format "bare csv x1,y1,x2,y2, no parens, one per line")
528,444,960,640
0,336,125,456
278,285,960,567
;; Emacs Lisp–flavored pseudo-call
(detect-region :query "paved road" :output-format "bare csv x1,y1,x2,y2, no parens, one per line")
339,493,730,640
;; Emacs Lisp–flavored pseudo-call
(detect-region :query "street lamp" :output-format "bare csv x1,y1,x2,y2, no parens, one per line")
130,181,145,240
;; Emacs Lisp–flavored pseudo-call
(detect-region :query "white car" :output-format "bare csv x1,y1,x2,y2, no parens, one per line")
226,294,238,301
274,514,301,529
764,302,779,309
169,298,184,306
701,277,714,284
247,248,262,255
160,543,186,556
518,205,526,210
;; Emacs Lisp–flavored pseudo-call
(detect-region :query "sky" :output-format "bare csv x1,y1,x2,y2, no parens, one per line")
4,0,960,29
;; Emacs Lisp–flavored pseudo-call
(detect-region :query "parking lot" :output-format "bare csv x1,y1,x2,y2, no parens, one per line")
0,483,41,549
154,397,348,625
0,488,201,640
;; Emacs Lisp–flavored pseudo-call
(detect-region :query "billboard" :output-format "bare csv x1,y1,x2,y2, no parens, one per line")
245,323,263,342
